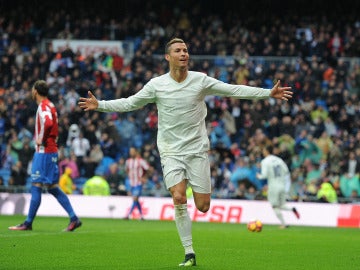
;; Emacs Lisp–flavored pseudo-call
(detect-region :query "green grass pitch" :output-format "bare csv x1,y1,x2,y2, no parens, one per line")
1,215,359,270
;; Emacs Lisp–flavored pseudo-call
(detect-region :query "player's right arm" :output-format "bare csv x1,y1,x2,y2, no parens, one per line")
78,91,99,111
78,83,155,112
256,159,269,179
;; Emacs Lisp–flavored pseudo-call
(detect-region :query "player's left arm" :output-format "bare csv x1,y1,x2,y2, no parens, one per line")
203,76,292,101
37,108,53,146
141,160,150,184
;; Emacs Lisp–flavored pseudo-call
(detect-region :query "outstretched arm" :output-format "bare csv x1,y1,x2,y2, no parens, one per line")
78,91,99,111
270,80,293,101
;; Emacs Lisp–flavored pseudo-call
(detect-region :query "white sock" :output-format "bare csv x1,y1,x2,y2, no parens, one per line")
279,205,292,211
174,204,195,255
274,207,286,226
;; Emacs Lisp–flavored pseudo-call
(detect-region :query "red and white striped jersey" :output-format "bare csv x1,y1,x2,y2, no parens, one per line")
35,98,58,153
125,157,149,187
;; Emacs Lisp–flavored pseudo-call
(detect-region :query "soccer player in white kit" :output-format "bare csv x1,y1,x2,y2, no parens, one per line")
257,145,300,229
79,38,293,266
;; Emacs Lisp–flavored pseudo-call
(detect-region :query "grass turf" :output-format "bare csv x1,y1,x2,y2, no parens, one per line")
1,215,359,270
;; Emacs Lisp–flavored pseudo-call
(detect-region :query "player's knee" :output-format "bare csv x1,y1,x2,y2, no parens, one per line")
193,193,211,212
196,201,210,213
197,205,209,213
172,192,187,205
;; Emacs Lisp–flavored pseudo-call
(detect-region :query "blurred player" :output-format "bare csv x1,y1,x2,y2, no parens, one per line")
9,80,82,232
257,144,300,229
124,147,149,220
78,38,293,266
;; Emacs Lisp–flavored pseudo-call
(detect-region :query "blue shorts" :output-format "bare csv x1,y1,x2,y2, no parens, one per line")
130,185,143,197
31,152,59,185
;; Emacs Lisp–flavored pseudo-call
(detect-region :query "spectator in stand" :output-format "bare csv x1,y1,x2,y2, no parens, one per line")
315,131,334,160
69,131,90,176
17,139,34,171
118,114,139,151
230,157,259,190
253,128,273,150
99,132,118,160
149,167,168,197
66,123,80,147
349,189,360,202
215,173,236,199
209,121,232,149
288,167,306,201
234,181,247,199
244,185,259,200
327,136,343,175
106,162,124,195
83,144,104,178
272,140,293,172
311,105,328,130
144,106,158,137
339,173,360,199
59,167,76,195
59,151,80,180
323,117,338,137
327,31,344,57
266,116,281,139
1,144,15,171
249,102,266,134
82,174,110,196
9,160,28,186
64,88,80,112
317,180,338,203
298,134,323,166
293,113,312,139
303,158,322,186
115,157,128,195
341,151,360,177
83,121,99,146
0,176,5,191
8,130,23,163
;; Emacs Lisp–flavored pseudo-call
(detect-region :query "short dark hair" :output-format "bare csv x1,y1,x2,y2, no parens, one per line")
264,144,273,154
165,37,185,54
32,80,49,97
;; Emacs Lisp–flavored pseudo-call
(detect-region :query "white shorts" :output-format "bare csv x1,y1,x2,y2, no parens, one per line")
161,152,211,194
268,188,286,207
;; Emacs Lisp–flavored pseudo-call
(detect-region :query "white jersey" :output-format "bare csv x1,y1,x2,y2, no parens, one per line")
257,154,290,191
97,71,270,157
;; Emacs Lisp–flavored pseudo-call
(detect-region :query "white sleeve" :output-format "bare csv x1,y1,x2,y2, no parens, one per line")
257,160,268,179
284,174,291,192
203,76,271,100
97,83,156,112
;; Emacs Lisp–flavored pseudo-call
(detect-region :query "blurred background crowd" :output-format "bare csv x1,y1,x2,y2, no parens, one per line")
0,0,360,203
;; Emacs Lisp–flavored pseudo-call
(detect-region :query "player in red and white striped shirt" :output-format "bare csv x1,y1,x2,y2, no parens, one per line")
9,80,81,232
125,147,149,220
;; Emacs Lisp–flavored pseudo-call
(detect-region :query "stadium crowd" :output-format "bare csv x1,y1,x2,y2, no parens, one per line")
0,0,360,203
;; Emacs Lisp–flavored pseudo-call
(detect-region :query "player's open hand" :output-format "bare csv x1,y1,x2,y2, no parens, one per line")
270,80,293,101
78,91,99,111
